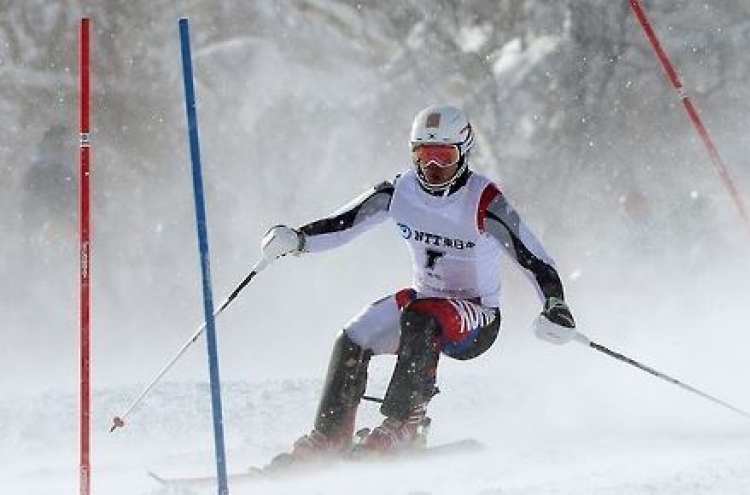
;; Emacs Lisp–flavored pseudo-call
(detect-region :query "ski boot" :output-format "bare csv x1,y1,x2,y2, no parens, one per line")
352,409,432,456
266,428,350,471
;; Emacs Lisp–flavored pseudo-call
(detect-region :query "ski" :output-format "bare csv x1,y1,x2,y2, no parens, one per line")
148,438,483,488
148,467,267,489
409,437,484,456
348,437,484,461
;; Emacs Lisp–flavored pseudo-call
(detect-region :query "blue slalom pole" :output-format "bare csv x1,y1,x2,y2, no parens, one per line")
178,18,229,495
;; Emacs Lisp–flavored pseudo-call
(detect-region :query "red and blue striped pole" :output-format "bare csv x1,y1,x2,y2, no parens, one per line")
178,18,229,495
628,0,750,240
79,17,92,495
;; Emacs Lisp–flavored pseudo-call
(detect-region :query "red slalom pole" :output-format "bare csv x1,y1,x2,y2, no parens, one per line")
79,17,92,495
628,0,750,240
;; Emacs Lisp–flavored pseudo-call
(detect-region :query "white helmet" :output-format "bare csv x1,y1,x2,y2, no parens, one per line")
410,105,475,193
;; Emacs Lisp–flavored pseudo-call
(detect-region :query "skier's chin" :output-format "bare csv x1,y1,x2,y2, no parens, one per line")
425,174,447,185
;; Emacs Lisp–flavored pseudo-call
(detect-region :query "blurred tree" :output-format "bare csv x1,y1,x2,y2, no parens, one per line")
1,0,749,334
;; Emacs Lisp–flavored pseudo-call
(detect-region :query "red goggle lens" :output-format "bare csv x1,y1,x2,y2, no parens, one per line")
411,144,460,168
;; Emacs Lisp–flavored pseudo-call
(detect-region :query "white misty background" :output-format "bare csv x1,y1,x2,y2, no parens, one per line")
1,1,749,494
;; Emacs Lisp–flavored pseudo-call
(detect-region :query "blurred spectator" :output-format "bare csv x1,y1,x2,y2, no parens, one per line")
21,125,77,246
619,189,652,221
618,188,656,254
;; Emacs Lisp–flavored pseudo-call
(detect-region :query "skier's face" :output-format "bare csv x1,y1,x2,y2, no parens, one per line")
412,144,461,186
419,160,459,186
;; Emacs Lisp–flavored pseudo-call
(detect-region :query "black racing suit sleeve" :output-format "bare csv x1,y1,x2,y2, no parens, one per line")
298,181,394,252
483,194,565,301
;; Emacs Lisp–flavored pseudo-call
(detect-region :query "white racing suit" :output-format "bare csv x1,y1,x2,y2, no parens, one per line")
297,169,565,432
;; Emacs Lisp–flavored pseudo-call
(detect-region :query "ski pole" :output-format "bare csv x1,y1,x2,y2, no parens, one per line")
574,332,750,420
110,256,272,432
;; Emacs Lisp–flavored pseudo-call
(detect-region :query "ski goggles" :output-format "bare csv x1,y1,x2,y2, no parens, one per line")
411,143,461,168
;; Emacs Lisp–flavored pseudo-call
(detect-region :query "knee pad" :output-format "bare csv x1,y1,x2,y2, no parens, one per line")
382,303,443,420
330,332,372,405
314,332,372,435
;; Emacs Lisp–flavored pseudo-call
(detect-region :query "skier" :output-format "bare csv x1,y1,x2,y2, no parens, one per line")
260,104,576,457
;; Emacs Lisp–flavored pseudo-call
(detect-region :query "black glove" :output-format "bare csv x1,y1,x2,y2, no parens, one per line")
541,296,575,328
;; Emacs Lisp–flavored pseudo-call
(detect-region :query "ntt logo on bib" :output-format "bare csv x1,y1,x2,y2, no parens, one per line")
397,223,475,250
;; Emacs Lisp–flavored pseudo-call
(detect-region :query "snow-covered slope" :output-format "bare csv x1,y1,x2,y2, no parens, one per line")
4,364,749,495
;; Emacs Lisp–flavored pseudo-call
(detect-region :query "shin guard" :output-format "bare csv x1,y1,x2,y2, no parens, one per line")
381,304,441,420
314,332,372,439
